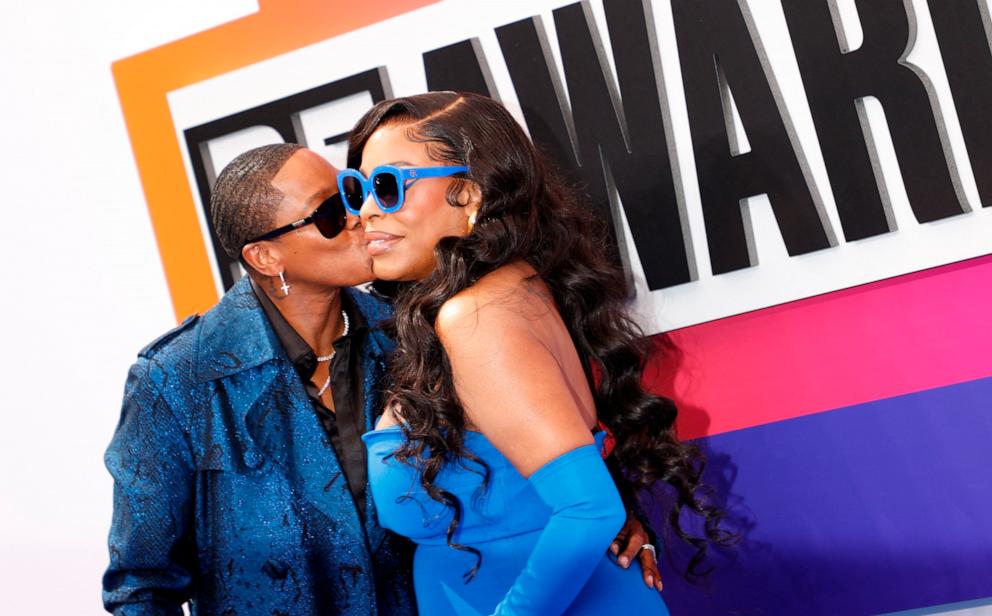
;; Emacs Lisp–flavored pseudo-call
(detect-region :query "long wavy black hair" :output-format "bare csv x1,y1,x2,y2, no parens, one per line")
348,91,731,579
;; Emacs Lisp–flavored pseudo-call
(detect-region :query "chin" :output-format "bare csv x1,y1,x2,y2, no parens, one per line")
370,256,405,282
377,270,426,283
329,262,375,287
372,250,437,282
371,265,406,282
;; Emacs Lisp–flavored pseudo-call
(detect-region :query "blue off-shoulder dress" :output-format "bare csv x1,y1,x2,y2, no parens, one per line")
363,427,669,615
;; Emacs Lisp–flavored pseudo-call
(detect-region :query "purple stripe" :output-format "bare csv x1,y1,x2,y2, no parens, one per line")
653,377,992,615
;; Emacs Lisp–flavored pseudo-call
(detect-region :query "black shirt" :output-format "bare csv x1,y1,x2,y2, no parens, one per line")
252,280,370,518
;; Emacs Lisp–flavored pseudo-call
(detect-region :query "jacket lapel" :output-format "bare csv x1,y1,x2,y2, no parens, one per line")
347,288,396,552
361,340,389,552
192,278,367,546
242,368,366,541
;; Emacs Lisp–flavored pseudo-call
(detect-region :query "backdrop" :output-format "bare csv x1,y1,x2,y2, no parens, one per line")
2,1,989,614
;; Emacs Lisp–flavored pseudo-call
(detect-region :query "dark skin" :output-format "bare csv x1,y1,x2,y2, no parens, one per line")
360,126,664,592
242,147,662,591
613,517,663,591
240,150,373,410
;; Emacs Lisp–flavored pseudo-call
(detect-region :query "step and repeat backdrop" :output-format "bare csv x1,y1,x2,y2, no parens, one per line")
110,0,991,613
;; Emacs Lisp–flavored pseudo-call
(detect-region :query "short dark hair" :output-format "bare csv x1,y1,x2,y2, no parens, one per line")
210,143,304,259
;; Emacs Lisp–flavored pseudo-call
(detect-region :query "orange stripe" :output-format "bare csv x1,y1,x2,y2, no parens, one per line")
113,0,439,321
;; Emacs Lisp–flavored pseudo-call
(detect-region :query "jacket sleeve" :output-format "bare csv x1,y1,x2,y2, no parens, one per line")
102,357,196,615
491,444,626,615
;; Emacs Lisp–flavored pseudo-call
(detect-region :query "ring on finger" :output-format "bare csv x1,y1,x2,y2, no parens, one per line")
637,543,658,561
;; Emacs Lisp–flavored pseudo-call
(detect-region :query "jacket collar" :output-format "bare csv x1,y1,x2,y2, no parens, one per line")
193,276,283,383
192,277,392,383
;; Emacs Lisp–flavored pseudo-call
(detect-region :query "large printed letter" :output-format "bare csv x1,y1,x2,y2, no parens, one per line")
927,0,992,207
497,0,692,290
423,39,498,98
673,0,832,275
781,0,968,242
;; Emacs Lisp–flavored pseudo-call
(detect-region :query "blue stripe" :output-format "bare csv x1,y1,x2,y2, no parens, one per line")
653,377,992,616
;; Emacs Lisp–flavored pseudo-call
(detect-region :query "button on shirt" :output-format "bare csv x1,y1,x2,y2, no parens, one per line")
252,280,370,517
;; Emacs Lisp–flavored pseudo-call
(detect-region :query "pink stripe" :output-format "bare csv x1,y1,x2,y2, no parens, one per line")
644,255,992,440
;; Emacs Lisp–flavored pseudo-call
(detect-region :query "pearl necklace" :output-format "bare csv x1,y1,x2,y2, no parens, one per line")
316,309,350,398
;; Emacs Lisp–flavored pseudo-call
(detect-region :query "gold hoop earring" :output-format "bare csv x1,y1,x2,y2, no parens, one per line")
467,211,477,234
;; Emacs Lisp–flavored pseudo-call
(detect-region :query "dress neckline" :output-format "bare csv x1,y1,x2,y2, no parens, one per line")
365,423,604,438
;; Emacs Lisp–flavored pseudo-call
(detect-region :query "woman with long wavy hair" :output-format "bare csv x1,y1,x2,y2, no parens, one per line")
347,92,727,615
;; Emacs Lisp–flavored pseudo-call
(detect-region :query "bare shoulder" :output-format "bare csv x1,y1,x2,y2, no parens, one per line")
433,263,597,473
435,262,549,346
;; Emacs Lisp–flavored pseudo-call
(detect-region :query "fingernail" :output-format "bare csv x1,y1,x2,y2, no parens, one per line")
656,581,664,592
647,574,654,588
619,556,629,568
610,543,619,555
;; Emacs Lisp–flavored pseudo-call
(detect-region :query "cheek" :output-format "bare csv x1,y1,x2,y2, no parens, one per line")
376,185,468,278
315,240,374,283
406,208,463,258
311,233,365,266
407,189,466,240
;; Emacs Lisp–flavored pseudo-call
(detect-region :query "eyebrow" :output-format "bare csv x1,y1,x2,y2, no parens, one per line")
359,160,415,174
304,187,337,207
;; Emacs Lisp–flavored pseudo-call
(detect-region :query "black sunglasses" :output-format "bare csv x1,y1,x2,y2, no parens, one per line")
244,192,348,245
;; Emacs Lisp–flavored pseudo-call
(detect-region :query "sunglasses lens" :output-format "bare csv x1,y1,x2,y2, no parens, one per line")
341,175,364,212
313,194,347,239
372,171,400,209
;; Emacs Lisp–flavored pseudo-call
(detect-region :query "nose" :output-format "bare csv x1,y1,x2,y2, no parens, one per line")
359,190,380,225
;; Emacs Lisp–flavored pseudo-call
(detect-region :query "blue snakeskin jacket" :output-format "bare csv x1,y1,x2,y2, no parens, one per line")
103,277,415,615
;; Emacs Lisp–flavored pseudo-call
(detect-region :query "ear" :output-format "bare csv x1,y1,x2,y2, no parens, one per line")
241,241,283,277
458,181,483,220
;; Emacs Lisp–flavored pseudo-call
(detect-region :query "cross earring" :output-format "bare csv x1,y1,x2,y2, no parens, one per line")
278,271,291,297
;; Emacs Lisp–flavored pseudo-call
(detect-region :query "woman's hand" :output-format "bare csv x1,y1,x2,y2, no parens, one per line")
611,515,663,591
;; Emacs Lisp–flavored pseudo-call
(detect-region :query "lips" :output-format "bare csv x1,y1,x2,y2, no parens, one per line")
365,230,403,256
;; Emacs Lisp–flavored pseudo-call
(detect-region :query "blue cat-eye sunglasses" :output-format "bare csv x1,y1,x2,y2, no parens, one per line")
337,164,470,215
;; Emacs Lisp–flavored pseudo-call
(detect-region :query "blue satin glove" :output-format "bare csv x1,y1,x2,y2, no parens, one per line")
491,444,626,615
